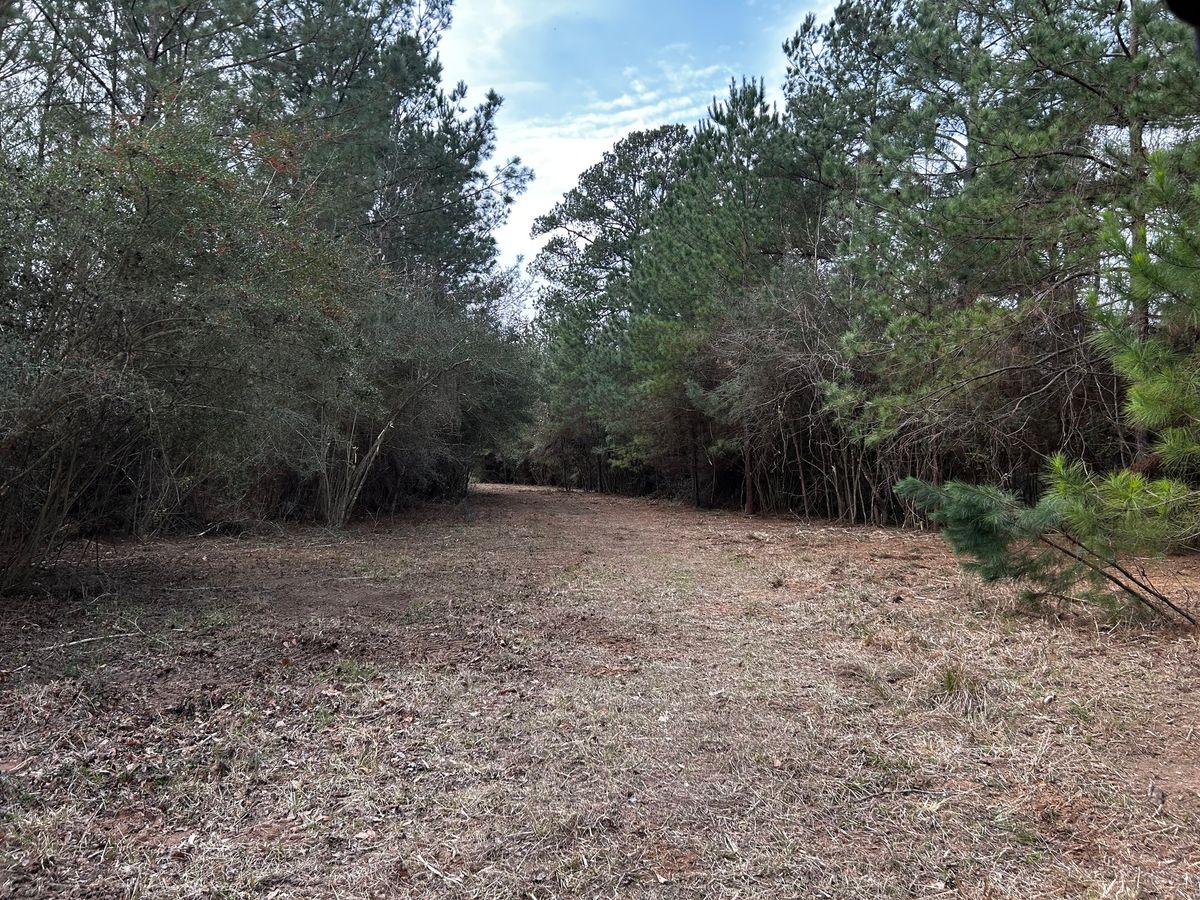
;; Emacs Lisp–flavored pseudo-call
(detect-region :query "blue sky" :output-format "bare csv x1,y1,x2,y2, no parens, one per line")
437,0,834,267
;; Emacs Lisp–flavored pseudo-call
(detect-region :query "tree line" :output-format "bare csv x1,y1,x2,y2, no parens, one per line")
503,8,1153,499
512,0,1200,618
0,0,535,591
6,0,1200,620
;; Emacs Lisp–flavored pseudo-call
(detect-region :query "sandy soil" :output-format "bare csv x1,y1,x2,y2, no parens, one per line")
2,484,1199,898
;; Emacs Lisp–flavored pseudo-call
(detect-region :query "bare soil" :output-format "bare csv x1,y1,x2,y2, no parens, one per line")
2,484,1199,898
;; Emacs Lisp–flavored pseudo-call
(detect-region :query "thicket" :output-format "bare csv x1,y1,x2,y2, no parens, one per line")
523,0,1200,530
0,0,534,591
898,148,1200,623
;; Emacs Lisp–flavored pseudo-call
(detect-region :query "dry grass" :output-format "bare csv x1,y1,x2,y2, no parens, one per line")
2,484,1200,898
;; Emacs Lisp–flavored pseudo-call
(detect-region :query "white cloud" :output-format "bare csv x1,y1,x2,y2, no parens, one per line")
438,0,611,99
590,93,642,112
760,1,838,105
491,80,719,266
436,0,622,266
491,60,727,266
436,1,839,269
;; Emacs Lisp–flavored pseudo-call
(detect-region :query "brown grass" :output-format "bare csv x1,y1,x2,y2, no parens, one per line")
2,484,1199,898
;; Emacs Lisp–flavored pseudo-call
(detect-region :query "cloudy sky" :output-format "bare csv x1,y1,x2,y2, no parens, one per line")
437,0,833,268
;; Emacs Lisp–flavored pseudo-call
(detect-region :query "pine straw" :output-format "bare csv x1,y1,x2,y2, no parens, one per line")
2,485,1199,898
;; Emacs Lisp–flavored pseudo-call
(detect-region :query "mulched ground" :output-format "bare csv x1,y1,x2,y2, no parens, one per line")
2,484,1199,898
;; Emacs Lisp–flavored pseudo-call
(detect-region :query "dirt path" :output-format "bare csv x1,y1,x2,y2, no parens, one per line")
3,484,1200,898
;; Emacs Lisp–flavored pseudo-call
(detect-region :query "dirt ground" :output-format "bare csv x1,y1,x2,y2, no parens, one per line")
2,484,1199,899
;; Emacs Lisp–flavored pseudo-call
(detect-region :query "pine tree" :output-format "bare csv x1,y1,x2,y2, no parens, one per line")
897,150,1200,626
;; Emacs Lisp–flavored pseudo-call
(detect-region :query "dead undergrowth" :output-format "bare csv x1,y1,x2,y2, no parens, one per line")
2,484,1199,898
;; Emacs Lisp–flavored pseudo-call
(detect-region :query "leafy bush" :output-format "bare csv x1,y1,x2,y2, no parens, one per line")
0,1,533,591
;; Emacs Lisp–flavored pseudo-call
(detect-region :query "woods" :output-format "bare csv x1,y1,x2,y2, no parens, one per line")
4,0,1200,618
523,0,1200,543
0,0,534,591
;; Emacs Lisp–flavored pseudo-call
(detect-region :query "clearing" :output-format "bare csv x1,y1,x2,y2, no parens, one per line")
2,484,1199,898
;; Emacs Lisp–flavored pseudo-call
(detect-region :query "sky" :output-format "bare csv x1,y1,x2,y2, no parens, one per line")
437,0,834,269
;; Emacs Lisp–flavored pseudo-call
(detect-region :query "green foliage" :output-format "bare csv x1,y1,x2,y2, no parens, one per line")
527,0,1200,527
907,141,1200,623
895,140,1200,623
522,0,1200,624
896,477,1059,584
0,0,535,590
898,463,1198,623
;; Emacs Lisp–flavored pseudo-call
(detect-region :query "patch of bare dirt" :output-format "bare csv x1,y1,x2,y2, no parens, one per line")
2,484,1200,898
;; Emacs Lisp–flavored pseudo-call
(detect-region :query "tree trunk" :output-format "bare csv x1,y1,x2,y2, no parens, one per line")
792,433,811,518
1128,10,1152,459
743,429,755,516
